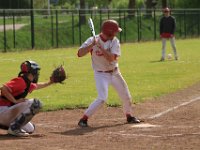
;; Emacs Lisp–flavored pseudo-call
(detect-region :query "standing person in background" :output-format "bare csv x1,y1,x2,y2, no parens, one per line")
77,19,140,127
160,7,178,61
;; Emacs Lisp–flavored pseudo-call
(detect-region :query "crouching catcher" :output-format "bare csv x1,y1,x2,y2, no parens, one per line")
0,60,64,137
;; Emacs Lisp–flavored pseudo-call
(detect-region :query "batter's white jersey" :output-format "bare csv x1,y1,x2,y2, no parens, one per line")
80,34,121,71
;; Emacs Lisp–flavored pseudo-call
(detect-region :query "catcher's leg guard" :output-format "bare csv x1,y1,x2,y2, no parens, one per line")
30,98,43,115
9,99,42,131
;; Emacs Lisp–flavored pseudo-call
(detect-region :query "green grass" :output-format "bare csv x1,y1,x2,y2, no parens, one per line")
0,39,200,111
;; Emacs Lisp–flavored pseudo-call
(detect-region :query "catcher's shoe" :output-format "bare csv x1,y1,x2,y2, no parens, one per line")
78,119,88,127
127,116,140,124
8,128,29,137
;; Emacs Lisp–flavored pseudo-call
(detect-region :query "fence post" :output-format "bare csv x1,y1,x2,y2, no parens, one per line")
72,11,75,45
78,10,82,45
179,12,182,37
13,12,16,48
30,9,35,49
99,9,102,33
153,9,156,40
90,9,93,18
139,9,142,40
51,10,54,47
119,10,122,42
3,10,7,52
137,9,140,42
184,10,186,38
56,10,58,48
107,9,110,19
198,10,200,37
123,10,126,42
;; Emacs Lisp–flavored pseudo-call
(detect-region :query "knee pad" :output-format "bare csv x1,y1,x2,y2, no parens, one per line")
30,98,43,115
10,99,42,130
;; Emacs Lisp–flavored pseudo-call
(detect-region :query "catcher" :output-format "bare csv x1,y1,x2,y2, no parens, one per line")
0,60,66,137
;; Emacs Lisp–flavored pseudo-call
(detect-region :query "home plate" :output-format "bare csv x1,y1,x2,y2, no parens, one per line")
131,123,161,128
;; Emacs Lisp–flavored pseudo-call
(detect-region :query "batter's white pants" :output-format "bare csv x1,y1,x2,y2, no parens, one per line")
161,37,178,59
0,99,36,133
85,69,133,117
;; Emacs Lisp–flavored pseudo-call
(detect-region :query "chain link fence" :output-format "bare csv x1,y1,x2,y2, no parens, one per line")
0,9,200,52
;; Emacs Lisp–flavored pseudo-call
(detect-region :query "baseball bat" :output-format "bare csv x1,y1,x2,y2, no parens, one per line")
88,18,96,38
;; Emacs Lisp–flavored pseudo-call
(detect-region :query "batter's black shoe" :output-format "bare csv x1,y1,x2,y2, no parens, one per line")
127,116,140,124
78,119,88,127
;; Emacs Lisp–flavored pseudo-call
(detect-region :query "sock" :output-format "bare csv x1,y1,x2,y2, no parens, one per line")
126,114,132,118
82,115,88,121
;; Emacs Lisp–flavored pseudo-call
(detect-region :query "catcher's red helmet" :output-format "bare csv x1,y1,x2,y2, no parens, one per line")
20,60,40,83
20,60,40,75
101,20,122,37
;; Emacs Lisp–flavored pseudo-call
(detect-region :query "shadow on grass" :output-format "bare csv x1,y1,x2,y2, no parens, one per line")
149,60,163,63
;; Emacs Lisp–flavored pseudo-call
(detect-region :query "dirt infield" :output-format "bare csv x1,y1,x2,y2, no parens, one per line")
0,82,200,150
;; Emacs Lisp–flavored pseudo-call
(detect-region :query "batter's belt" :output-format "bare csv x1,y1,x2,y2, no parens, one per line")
97,67,118,73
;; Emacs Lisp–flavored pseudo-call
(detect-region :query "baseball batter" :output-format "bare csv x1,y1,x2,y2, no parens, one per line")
77,19,140,127
0,60,54,137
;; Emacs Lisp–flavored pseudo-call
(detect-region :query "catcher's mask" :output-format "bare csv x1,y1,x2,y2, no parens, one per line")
19,60,40,83
101,20,122,38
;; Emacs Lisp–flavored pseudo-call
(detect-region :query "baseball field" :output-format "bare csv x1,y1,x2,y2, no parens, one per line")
0,39,200,149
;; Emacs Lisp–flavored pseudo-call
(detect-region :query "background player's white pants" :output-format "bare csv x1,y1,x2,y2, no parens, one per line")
0,99,36,133
85,70,133,117
161,37,178,59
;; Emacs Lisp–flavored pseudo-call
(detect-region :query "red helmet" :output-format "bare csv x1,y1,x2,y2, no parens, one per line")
20,60,40,75
163,7,170,12
101,20,122,37
19,60,40,83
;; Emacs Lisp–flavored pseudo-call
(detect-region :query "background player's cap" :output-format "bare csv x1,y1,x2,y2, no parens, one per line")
163,7,170,12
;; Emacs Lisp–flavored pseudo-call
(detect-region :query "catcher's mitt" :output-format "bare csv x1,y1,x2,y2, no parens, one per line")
50,65,67,83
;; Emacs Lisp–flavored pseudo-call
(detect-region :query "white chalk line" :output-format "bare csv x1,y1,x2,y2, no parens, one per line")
98,96,200,122
148,96,200,119
108,131,200,138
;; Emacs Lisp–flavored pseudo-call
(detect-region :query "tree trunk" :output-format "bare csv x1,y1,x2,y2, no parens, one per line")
79,0,86,25
162,0,167,8
145,0,153,18
128,0,136,18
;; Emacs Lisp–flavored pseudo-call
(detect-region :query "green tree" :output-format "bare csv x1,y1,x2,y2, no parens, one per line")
128,0,136,18
0,0,30,9
176,0,200,8
162,0,167,8
79,0,86,25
